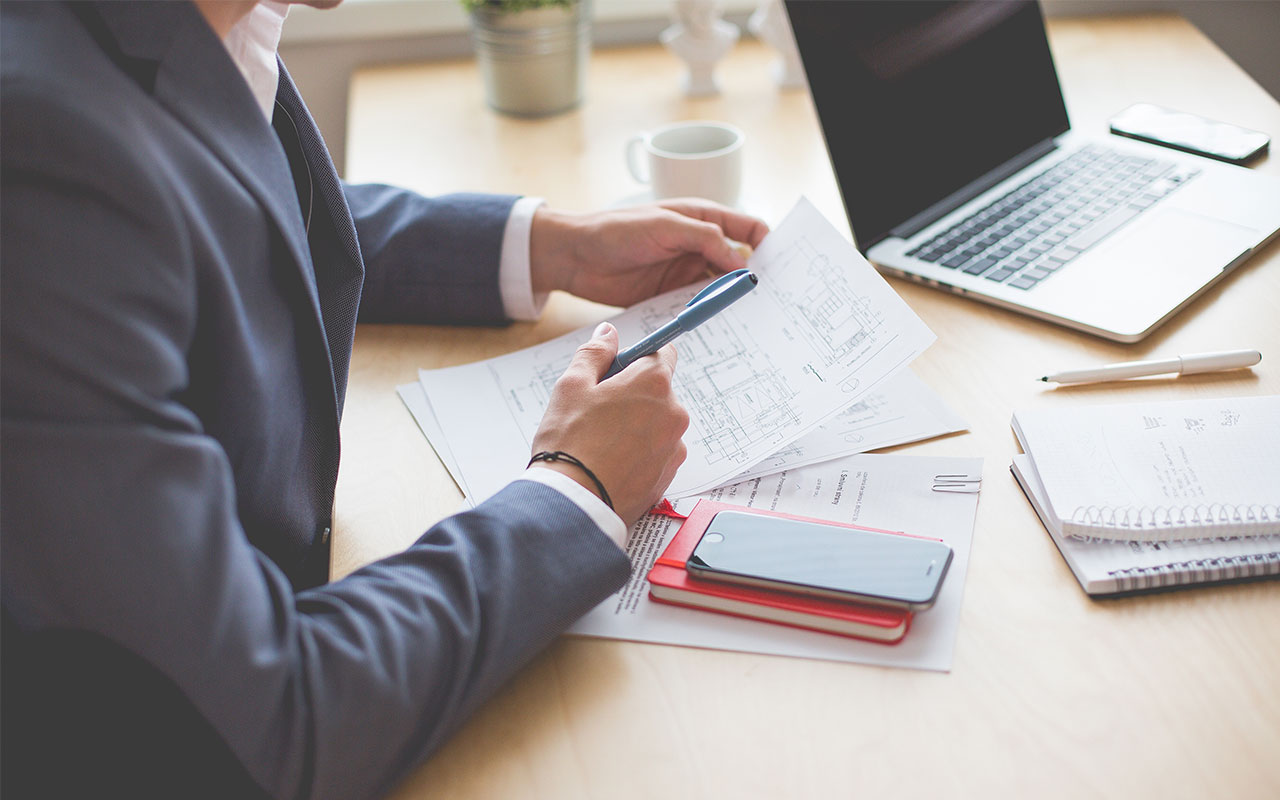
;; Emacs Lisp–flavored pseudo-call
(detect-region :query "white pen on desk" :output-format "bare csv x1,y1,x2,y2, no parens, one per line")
1039,349,1262,385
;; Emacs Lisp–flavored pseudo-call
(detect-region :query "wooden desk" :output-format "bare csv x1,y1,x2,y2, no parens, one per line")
341,15,1279,799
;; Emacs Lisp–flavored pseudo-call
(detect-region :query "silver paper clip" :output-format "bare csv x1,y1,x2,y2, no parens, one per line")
933,473,982,493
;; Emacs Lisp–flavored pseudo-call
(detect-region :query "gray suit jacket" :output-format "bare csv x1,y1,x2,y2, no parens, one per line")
0,3,630,798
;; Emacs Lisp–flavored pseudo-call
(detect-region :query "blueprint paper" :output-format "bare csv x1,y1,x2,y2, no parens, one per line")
421,197,936,501
406,367,964,504
406,366,964,502
726,369,966,483
569,454,983,671
396,382,469,497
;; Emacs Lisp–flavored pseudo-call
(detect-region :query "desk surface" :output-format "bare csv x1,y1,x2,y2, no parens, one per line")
343,15,1279,799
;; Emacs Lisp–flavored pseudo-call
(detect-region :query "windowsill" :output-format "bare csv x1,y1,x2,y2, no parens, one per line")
282,0,759,45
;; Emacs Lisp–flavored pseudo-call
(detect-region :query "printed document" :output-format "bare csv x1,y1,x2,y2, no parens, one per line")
420,197,936,500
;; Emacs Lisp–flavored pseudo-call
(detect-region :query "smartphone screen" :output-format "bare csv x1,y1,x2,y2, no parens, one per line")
1109,103,1269,165
686,511,952,610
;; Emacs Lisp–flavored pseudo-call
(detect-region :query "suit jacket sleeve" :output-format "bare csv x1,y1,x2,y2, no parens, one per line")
1,77,630,800
345,182,518,325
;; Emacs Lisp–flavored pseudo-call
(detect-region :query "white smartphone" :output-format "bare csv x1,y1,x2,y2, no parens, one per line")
686,511,952,610
1109,103,1269,165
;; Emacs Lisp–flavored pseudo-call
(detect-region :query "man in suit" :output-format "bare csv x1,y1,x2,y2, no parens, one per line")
0,1,769,798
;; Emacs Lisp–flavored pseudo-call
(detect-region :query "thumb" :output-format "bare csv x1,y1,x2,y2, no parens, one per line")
569,321,620,382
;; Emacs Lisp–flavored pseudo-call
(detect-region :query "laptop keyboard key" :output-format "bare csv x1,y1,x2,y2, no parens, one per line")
1061,204,1142,251
1043,249,1075,266
962,257,999,276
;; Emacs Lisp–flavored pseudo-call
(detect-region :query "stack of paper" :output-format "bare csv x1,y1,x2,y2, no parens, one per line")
397,367,965,501
397,197,981,670
400,197,965,503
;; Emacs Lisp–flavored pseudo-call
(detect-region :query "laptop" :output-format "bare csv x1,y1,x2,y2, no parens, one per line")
784,0,1280,342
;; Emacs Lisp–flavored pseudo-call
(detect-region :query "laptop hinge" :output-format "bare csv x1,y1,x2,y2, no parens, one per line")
889,138,1060,241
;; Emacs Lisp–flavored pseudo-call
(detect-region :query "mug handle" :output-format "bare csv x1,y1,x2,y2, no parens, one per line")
625,134,650,184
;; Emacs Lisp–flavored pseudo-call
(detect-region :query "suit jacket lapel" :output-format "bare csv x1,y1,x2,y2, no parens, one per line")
276,61,366,410
90,1,341,405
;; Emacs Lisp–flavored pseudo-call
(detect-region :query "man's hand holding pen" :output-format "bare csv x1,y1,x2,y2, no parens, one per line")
527,199,768,526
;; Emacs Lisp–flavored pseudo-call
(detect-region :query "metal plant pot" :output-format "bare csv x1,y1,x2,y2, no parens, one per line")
469,1,590,117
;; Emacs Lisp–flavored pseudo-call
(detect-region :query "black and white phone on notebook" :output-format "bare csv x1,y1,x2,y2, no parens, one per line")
785,0,1280,342
687,511,952,611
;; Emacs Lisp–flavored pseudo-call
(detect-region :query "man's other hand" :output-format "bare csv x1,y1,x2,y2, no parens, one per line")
529,199,769,308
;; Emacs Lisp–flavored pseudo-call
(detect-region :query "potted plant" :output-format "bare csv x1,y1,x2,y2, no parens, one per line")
463,0,591,117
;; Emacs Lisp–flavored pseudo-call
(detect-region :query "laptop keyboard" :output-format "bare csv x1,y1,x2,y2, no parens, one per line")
907,145,1199,290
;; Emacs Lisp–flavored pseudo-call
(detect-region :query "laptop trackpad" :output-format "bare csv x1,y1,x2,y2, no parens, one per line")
1051,207,1255,337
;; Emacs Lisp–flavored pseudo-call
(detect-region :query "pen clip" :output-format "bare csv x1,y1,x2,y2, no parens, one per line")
687,268,750,307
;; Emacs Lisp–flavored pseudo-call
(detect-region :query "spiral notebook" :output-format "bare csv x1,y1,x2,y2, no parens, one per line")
1012,395,1280,542
1013,454,1279,595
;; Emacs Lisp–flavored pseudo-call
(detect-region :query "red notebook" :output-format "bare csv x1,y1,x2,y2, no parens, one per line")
646,500,913,644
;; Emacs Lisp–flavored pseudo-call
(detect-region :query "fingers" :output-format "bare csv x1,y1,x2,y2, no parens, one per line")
657,198,771,248
564,321,619,384
689,220,752,276
535,334,687,523
611,342,678,385
623,343,679,382
650,213,750,278
653,342,678,376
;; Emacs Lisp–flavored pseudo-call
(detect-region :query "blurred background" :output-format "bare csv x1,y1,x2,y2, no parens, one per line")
279,0,1280,177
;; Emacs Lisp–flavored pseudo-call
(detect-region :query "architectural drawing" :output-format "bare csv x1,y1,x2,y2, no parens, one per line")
420,198,937,499
763,236,890,372
493,296,805,469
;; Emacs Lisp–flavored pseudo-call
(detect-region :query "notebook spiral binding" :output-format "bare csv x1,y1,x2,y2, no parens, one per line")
1108,552,1280,593
1069,502,1280,539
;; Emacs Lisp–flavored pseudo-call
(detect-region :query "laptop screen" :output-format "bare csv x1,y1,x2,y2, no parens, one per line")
785,0,1070,250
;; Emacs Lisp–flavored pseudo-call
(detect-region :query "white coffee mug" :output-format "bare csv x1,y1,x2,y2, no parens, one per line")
625,121,745,207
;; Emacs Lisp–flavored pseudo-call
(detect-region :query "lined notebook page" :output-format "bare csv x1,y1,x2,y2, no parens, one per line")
1013,395,1280,541
1013,455,1280,594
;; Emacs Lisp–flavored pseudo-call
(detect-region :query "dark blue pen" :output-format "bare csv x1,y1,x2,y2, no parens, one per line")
603,268,759,379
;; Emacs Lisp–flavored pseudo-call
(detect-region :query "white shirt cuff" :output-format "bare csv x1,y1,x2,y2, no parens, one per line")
499,196,550,321
516,467,629,552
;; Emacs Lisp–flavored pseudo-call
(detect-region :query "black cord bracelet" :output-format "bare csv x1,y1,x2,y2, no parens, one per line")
528,451,615,511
